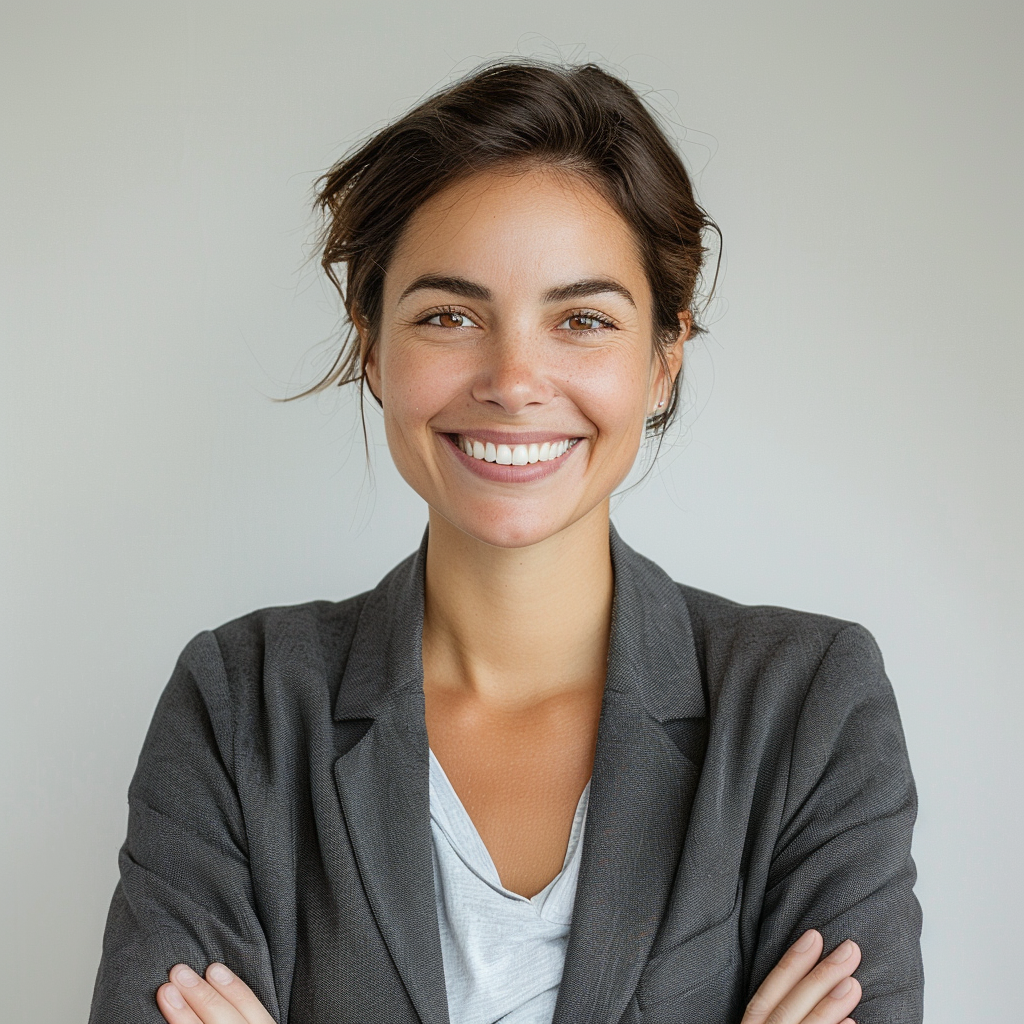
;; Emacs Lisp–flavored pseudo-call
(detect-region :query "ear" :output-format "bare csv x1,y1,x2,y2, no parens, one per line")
355,315,383,405
649,312,690,412
666,311,690,380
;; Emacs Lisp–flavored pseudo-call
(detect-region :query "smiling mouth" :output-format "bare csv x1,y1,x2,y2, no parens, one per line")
448,433,581,466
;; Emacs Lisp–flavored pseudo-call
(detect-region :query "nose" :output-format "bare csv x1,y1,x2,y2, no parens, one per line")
470,332,556,415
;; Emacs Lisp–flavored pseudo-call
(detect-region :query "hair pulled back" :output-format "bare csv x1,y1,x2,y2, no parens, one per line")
309,59,719,435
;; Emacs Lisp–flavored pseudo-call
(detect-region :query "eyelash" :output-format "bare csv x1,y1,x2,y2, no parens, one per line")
416,306,618,334
560,309,617,333
416,305,477,328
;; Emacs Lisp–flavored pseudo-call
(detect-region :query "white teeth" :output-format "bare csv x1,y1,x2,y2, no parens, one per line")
456,434,576,465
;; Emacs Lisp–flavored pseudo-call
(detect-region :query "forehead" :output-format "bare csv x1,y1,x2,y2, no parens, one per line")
385,165,649,304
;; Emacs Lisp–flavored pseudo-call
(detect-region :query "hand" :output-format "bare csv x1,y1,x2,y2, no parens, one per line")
153,931,861,1024
157,963,276,1024
741,930,862,1024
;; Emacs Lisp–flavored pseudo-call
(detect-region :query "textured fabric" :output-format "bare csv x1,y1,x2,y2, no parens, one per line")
89,523,924,1024
429,749,590,1024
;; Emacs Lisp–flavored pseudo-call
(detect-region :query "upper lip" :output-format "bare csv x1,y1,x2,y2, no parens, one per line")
440,428,582,446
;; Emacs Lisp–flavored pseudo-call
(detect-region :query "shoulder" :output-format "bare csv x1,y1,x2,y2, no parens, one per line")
611,529,893,725
169,592,372,725
679,581,878,656
210,592,368,672
675,581,891,723
671,583,911,817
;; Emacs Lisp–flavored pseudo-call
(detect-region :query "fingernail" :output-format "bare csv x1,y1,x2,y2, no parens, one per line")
830,977,854,999
209,963,233,985
164,985,185,1009
827,940,854,963
794,929,817,952
173,964,200,987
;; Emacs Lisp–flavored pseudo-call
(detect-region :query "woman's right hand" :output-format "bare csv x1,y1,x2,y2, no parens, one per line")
741,930,862,1024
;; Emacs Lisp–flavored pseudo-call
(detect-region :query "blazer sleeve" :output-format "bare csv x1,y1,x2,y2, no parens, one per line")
89,632,280,1024
749,623,924,1023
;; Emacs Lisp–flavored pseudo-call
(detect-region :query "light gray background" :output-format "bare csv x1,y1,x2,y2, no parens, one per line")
1,1,1020,1021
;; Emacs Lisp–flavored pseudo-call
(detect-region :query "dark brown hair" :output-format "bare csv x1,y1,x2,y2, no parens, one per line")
305,59,720,435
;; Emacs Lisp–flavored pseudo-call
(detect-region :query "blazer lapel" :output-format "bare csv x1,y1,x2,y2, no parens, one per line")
332,530,450,1024
552,525,707,1024
329,524,706,1024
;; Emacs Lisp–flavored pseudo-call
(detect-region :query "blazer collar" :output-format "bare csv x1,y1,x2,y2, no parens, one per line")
334,522,705,725
604,522,705,722
332,529,428,724
332,522,706,1024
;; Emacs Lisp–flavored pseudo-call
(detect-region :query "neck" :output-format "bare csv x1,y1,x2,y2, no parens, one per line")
422,504,614,707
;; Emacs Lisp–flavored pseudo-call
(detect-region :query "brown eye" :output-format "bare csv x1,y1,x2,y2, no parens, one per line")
425,311,480,329
560,314,610,332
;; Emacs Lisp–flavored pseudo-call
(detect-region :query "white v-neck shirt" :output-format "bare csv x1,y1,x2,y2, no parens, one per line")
428,750,591,1024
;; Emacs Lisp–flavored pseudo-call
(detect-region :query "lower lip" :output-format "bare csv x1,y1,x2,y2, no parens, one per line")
440,433,582,483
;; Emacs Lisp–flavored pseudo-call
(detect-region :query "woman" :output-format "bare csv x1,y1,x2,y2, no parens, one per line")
89,61,923,1024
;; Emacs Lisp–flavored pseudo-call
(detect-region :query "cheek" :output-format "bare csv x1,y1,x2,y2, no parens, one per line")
570,351,651,441
379,343,464,434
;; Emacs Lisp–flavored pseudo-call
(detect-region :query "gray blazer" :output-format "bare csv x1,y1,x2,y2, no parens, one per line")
90,525,924,1024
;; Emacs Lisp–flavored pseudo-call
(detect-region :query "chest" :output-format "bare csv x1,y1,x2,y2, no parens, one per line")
423,686,602,898
273,713,751,1024
249,681,761,1024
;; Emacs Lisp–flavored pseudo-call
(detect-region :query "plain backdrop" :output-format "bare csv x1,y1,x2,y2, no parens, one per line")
1,1,1020,1020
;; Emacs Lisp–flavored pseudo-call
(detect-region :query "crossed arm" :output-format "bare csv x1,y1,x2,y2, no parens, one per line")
153,931,865,1024
91,626,921,1024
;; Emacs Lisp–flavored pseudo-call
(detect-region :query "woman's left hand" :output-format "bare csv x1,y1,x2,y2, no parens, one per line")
157,963,277,1024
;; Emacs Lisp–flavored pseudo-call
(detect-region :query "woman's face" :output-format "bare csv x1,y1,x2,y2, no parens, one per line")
365,165,684,549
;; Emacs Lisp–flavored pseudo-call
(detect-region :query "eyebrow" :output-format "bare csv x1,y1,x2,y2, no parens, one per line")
397,274,636,308
543,278,636,308
398,275,491,303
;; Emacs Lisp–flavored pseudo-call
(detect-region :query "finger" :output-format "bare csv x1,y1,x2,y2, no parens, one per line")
766,940,862,1024
802,977,862,1024
204,963,277,1023
156,982,204,1024
743,929,824,1021
168,964,248,1024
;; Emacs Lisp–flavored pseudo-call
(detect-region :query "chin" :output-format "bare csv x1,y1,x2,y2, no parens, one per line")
443,504,573,551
